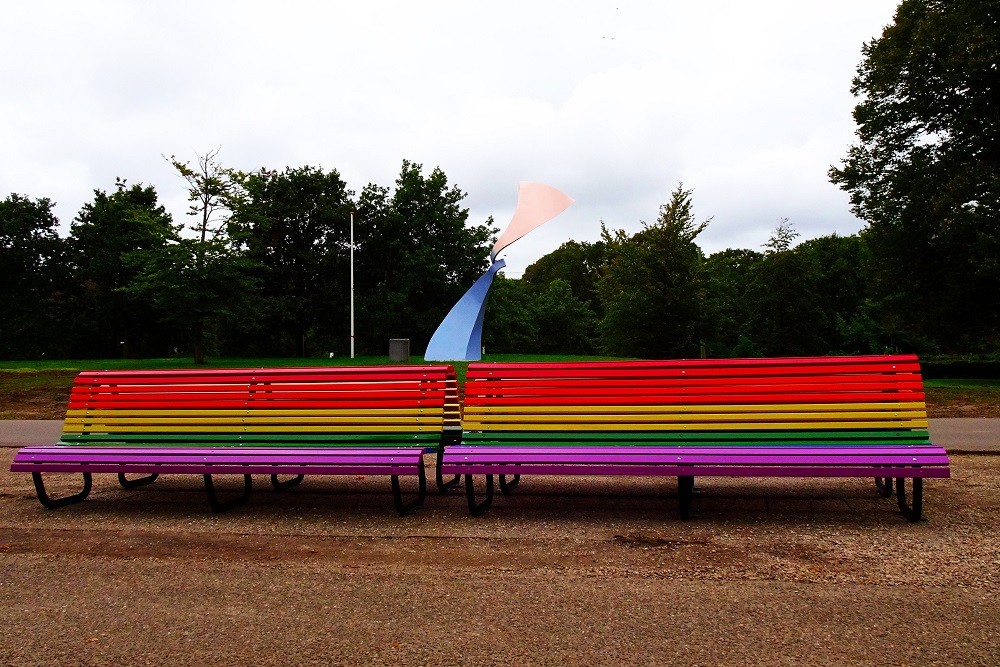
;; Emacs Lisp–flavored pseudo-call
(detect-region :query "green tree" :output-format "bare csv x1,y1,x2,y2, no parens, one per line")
123,240,261,362
829,0,1000,350
795,233,873,353
482,275,539,353
532,278,598,354
354,161,495,353
744,222,827,356
122,150,260,363
0,194,70,358
702,248,763,356
596,184,711,358
228,166,355,357
522,240,607,316
68,179,178,357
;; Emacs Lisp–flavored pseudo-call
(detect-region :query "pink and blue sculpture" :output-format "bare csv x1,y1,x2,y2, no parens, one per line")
424,182,574,361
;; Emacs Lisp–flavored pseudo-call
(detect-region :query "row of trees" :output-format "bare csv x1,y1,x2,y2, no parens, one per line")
1,157,494,361
1,171,992,362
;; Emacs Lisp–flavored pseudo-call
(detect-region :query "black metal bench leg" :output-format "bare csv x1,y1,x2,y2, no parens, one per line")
874,477,893,497
271,474,304,491
391,463,427,516
31,472,93,509
118,472,159,489
896,477,924,522
436,454,461,493
678,475,695,520
203,474,252,512
498,473,520,494
465,474,494,516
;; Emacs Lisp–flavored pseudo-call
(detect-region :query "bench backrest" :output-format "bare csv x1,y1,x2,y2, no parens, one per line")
462,355,931,446
61,365,459,449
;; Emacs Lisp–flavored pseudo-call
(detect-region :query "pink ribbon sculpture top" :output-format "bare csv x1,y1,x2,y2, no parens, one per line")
491,182,576,261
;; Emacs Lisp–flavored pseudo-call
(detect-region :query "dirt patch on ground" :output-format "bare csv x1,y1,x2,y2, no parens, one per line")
0,371,76,419
925,385,1000,417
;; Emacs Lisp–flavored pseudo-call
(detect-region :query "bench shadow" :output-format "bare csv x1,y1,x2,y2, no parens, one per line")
459,475,921,529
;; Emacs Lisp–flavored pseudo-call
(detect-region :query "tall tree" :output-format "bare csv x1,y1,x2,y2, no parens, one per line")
354,161,495,353
482,275,539,354
228,166,354,357
744,222,827,356
0,194,70,358
596,184,711,358
128,149,260,363
829,0,1000,350
702,247,763,356
68,179,178,357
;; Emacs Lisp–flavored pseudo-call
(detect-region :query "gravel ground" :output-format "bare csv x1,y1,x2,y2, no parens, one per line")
1,446,997,666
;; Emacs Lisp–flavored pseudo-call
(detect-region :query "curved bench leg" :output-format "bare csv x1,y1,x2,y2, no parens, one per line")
498,474,520,494
271,474,304,491
436,456,461,493
874,477,893,497
204,474,252,512
31,472,93,509
465,474,494,516
678,475,695,520
896,477,924,522
118,472,159,490
391,464,427,516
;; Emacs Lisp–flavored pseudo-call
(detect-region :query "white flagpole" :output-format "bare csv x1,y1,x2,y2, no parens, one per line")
350,211,355,359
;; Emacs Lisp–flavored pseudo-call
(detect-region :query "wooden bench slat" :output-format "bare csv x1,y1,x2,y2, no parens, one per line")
464,410,929,423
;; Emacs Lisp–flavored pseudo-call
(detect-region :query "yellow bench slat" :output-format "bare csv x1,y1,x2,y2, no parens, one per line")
462,410,927,424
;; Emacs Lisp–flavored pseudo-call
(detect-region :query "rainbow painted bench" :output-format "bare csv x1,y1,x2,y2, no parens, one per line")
11,365,459,515
440,355,950,522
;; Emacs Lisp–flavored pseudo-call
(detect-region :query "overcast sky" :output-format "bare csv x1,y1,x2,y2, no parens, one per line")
2,1,899,276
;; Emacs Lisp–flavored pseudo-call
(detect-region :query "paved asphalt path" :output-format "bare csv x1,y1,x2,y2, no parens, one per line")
2,418,998,452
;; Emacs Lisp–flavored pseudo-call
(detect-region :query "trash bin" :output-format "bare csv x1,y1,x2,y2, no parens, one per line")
389,338,410,362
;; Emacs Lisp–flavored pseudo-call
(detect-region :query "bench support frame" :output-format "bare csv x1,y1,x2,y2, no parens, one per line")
270,474,305,491
203,474,253,512
464,473,494,516
118,472,159,489
391,463,427,516
31,472,92,509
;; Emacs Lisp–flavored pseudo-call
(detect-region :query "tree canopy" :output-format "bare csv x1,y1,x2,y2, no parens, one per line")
829,0,1000,351
0,194,67,358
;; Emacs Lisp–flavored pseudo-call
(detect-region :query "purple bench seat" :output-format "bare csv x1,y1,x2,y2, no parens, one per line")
441,443,950,519
12,445,427,514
